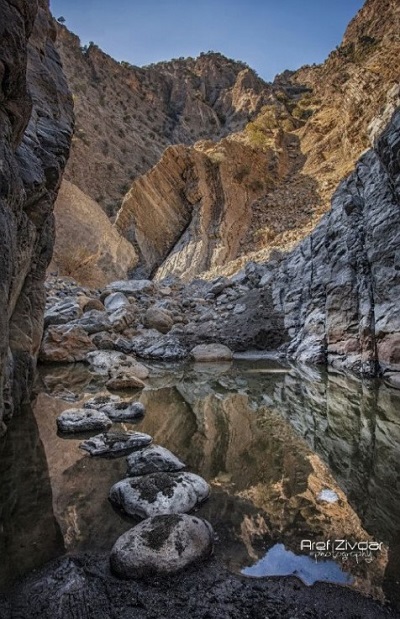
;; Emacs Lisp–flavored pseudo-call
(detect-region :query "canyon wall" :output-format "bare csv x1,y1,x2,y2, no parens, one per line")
0,0,74,435
272,107,400,376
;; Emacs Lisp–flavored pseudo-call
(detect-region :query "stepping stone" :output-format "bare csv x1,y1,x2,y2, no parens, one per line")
84,394,121,409
110,514,214,578
84,395,145,421
126,445,185,476
80,431,152,457
57,409,112,434
103,400,145,421
109,472,210,518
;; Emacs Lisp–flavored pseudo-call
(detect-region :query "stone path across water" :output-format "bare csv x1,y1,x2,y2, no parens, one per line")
56,387,214,577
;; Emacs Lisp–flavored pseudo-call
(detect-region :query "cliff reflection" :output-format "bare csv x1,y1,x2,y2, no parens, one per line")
28,360,400,603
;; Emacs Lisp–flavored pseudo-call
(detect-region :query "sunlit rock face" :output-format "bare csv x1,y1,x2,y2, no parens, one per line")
0,0,74,434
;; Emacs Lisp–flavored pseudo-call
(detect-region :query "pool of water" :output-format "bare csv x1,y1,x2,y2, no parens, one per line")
1,359,400,607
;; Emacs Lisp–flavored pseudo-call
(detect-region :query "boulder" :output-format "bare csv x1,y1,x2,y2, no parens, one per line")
103,400,145,421
86,351,150,379
130,331,188,360
208,277,230,296
82,298,105,313
384,372,400,390
109,472,210,518
144,307,174,334
110,514,214,578
57,409,112,434
190,344,233,362
84,395,146,421
40,325,96,363
80,431,152,457
104,292,130,312
126,445,185,476
105,280,154,295
72,310,112,334
44,300,82,328
84,394,121,409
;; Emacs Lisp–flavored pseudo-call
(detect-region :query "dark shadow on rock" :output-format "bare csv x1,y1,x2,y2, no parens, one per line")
0,403,65,591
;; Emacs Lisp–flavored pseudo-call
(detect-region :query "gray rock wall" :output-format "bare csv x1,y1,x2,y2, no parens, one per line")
0,0,74,435
273,108,400,376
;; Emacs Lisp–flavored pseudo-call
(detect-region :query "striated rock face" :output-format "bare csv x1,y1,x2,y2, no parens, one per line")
50,180,138,287
116,138,285,279
0,0,74,434
271,107,400,376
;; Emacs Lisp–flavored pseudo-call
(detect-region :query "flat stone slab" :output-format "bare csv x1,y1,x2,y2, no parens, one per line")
191,344,233,362
109,472,210,518
126,445,185,476
57,409,112,434
80,431,152,457
110,514,214,578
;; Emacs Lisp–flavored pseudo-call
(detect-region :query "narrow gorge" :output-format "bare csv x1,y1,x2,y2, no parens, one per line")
1,0,400,617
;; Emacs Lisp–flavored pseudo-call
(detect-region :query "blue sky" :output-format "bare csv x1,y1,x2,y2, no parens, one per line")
50,0,365,81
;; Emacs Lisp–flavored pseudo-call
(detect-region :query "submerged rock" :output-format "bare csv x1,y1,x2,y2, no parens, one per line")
110,514,214,578
191,344,233,362
57,409,112,434
126,445,185,476
109,472,210,518
80,431,152,457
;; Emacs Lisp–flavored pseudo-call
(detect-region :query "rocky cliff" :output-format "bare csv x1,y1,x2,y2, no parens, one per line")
115,135,288,279
55,28,274,216
0,0,73,435
272,106,400,376
114,0,399,281
50,180,138,287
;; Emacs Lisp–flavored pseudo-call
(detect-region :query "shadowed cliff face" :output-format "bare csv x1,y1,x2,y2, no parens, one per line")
270,108,400,376
0,0,74,434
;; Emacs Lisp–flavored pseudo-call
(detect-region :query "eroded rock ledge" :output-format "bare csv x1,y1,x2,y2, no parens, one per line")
0,0,74,435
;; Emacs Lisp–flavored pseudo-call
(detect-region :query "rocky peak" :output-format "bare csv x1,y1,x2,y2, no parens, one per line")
55,28,273,215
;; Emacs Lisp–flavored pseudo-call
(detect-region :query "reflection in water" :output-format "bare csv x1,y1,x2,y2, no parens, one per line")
242,543,353,586
0,404,64,589
2,360,400,609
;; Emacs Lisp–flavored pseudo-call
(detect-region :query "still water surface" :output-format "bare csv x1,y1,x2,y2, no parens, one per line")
1,359,400,607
